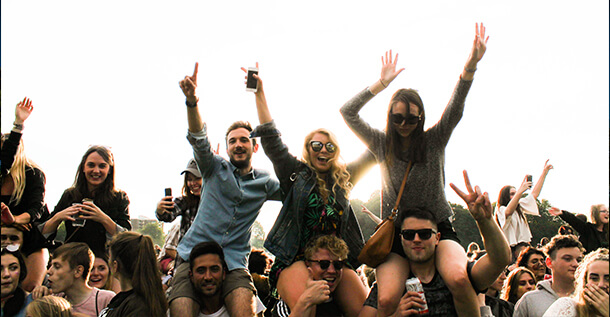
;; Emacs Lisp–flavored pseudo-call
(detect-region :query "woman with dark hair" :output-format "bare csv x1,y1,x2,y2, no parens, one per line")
340,23,488,316
516,246,547,282
89,250,121,293
549,204,609,254
156,158,202,242
100,231,167,317
1,98,49,292
1,246,33,317
495,160,553,259
41,146,131,255
247,67,376,317
501,267,537,305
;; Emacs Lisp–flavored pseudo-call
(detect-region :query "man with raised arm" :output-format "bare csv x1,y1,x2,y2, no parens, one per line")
168,63,281,317
361,171,512,316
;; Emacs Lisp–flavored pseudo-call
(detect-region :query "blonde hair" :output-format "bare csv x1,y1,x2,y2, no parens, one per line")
1,134,40,205
590,204,609,233
574,248,609,317
26,295,73,317
301,128,352,203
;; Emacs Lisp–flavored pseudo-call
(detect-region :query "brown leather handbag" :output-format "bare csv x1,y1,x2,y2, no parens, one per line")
357,161,412,268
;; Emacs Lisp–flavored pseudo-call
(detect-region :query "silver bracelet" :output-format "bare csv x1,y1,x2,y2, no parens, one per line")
13,122,24,131
464,67,477,73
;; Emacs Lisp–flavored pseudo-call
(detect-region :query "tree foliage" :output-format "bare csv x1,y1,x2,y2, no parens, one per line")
138,222,165,247
250,221,265,250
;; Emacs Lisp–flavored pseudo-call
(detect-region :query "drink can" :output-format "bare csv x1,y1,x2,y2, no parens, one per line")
405,277,429,314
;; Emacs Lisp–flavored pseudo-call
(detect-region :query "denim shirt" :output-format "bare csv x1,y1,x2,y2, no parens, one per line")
176,125,281,270
252,121,376,268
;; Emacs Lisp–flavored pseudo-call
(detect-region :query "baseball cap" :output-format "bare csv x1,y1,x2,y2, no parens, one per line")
181,159,202,178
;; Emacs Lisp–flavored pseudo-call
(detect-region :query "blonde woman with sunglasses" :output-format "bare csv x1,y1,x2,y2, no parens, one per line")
245,66,376,317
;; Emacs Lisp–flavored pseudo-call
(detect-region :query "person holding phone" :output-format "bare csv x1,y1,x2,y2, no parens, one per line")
339,23,488,316
495,159,553,260
245,65,376,317
156,158,203,243
41,145,131,255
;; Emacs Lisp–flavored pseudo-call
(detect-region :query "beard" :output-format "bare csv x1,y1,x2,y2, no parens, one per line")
230,153,251,169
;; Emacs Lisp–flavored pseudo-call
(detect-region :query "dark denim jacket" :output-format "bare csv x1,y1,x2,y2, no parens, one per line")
252,121,376,268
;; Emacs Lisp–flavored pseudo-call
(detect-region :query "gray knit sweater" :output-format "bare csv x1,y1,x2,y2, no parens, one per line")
340,78,473,222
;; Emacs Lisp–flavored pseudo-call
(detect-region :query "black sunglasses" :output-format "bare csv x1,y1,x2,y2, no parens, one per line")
307,259,345,270
391,113,421,125
309,141,336,153
400,229,437,241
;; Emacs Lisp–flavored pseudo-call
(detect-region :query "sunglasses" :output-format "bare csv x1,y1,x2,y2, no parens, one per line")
307,259,345,270
391,113,421,125
400,229,437,241
309,141,336,153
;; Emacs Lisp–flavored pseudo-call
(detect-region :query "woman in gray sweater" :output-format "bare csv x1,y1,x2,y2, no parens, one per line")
340,23,489,316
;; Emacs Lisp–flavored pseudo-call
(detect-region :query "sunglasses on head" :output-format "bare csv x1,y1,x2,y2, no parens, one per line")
309,141,336,153
400,229,437,241
391,113,421,125
307,259,345,270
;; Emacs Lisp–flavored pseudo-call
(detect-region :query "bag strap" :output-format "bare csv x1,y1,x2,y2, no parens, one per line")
389,161,413,220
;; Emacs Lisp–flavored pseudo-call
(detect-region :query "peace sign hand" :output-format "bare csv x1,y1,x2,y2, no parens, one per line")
450,170,492,222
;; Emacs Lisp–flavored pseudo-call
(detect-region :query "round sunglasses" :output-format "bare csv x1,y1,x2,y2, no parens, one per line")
309,141,336,153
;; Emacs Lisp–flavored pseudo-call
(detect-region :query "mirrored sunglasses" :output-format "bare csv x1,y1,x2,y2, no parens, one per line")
309,141,336,153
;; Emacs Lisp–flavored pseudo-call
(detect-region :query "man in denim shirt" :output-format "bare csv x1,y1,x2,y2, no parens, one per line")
169,63,281,317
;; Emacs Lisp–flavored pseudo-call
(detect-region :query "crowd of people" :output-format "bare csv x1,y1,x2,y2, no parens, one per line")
1,23,608,317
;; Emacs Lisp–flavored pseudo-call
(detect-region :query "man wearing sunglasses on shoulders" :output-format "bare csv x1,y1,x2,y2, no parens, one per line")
272,235,349,317
386,171,512,316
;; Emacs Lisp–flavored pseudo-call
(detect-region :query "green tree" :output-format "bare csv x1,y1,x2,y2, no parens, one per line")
450,202,484,250
351,190,382,241
250,221,265,250
528,199,563,246
138,222,165,247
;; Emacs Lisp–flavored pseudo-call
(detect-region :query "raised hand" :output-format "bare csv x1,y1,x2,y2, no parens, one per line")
542,159,554,172
548,207,563,217
15,97,34,124
179,63,199,102
1,202,15,225
518,175,532,193
156,197,174,216
380,50,405,86
240,62,262,95
450,170,492,221
469,23,489,64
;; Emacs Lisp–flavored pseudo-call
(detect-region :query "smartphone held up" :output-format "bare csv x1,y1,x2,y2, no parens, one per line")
246,67,259,92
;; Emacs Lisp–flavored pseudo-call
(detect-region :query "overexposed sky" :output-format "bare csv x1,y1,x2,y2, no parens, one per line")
2,1,608,235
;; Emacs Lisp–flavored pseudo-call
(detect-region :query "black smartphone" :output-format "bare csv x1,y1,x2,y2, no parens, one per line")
246,67,259,92
526,175,533,188
165,188,172,197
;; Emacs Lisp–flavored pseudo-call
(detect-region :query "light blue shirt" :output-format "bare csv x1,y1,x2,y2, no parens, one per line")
177,125,281,270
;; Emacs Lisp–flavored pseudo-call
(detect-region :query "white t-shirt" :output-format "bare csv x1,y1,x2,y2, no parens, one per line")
496,194,539,246
71,288,116,317
197,296,265,317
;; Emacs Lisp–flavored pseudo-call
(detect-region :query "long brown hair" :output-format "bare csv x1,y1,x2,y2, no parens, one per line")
590,204,609,233
384,89,426,166
68,145,118,207
501,267,536,304
109,232,167,317
181,172,201,211
301,128,352,203
496,185,525,222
